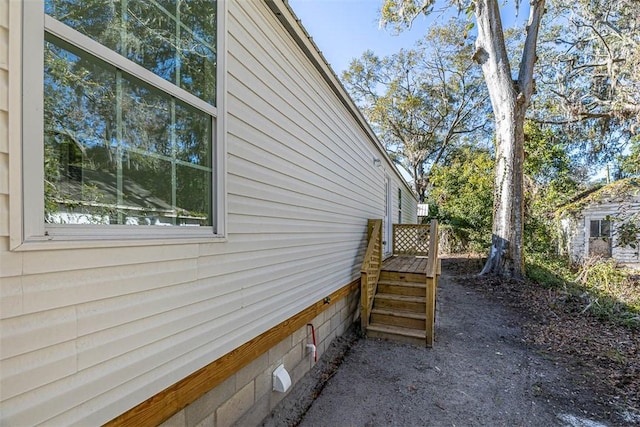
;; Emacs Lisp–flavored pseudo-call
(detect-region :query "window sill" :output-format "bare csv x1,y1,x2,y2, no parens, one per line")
13,233,227,251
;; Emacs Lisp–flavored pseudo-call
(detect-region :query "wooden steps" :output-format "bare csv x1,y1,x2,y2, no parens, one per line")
366,275,428,347
377,280,426,296
360,222,440,348
366,323,427,347
373,293,425,312
379,270,426,283
370,308,426,330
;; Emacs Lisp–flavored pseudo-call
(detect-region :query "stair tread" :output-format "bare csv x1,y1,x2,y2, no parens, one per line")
378,279,426,287
380,272,426,278
371,308,426,320
375,293,425,302
367,323,426,339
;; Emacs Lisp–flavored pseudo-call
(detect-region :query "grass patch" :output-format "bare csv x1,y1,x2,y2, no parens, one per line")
526,255,640,329
574,258,640,328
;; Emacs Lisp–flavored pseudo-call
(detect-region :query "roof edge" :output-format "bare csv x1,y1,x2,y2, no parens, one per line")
262,0,417,201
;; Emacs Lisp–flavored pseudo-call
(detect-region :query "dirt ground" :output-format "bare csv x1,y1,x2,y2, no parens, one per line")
262,256,639,427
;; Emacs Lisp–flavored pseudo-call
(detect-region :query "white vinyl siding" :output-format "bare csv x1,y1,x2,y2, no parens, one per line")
1,0,8,249
0,1,417,425
400,186,418,224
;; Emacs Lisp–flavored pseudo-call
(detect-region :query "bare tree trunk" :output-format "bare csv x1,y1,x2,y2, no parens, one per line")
473,0,546,278
480,102,526,277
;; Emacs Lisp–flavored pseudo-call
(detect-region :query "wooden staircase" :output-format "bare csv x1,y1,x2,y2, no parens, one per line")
360,220,440,347
366,262,428,346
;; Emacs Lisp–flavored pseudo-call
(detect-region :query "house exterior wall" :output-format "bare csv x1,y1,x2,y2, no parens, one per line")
561,195,640,266
0,1,417,426
158,291,359,427
401,190,418,224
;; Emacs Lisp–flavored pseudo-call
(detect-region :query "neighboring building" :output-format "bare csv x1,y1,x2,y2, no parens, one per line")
557,178,640,267
0,1,418,426
417,203,430,223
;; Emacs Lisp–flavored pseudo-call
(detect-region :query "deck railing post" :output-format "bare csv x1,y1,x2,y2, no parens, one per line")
377,221,383,267
360,271,369,334
425,219,439,347
391,224,396,255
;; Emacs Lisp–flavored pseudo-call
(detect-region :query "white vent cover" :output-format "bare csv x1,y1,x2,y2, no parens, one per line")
272,364,291,393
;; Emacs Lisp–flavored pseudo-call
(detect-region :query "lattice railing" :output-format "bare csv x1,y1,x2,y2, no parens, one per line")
392,224,431,256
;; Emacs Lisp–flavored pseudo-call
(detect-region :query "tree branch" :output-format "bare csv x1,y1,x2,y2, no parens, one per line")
517,0,546,104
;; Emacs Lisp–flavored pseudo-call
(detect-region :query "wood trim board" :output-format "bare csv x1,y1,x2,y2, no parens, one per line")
104,279,360,427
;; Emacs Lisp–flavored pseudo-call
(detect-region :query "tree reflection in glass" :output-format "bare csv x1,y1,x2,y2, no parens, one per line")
44,32,212,225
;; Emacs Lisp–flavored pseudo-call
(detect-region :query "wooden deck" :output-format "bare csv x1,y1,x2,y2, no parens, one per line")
382,255,429,274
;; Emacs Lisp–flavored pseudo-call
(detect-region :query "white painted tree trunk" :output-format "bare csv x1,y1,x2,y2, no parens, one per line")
473,0,546,278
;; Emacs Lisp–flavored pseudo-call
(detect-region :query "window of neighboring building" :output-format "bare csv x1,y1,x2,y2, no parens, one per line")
588,218,612,258
18,0,225,244
590,219,611,239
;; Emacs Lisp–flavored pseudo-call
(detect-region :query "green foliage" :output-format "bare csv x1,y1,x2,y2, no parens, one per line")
574,258,640,328
616,138,640,178
425,122,585,256
527,254,640,329
524,121,578,189
525,252,573,289
427,145,494,252
523,121,583,256
616,213,640,250
380,0,438,33
533,0,640,168
341,19,489,201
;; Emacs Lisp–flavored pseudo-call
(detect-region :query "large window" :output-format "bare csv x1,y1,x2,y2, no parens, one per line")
39,0,220,230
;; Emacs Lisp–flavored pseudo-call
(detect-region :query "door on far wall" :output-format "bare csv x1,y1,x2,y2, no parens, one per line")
383,176,392,256
588,218,612,258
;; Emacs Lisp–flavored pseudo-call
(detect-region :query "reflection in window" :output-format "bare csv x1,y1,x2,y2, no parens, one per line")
398,188,403,224
44,34,212,226
43,1,216,227
45,0,216,105
590,219,611,239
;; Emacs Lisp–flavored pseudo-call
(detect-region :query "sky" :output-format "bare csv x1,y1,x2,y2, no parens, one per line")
286,1,534,182
288,0,436,75
288,0,530,77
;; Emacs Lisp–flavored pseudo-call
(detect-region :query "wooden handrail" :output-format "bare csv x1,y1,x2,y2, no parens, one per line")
425,219,439,347
360,219,382,334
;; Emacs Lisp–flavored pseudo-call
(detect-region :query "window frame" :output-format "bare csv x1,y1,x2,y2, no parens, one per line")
10,0,227,250
587,217,613,258
589,218,612,239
